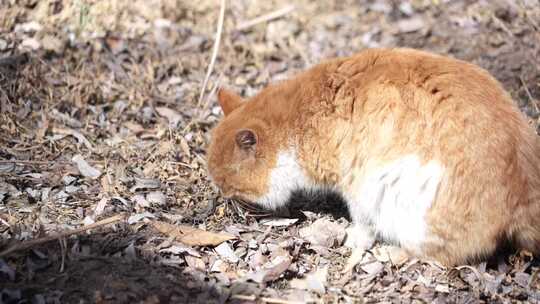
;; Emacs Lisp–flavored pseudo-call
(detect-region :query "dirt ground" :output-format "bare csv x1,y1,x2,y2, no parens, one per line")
1,0,540,303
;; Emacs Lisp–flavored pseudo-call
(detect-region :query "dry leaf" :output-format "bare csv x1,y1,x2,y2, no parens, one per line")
72,154,101,179
124,121,145,134
15,21,42,33
343,247,366,273
53,127,93,150
396,17,425,33
93,197,108,216
179,137,191,157
290,266,328,293
41,34,64,53
185,255,206,270
156,107,183,128
159,243,200,257
100,175,113,195
128,212,156,224
83,216,95,225
130,177,160,192
299,218,346,247
132,194,150,208
435,284,450,293
372,245,409,265
157,141,174,156
360,259,384,275
210,259,229,273
260,218,299,227
246,255,292,283
151,221,235,246
215,242,239,263
146,191,166,206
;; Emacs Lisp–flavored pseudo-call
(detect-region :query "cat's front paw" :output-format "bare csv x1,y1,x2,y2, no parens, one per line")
344,224,375,250
372,245,410,265
342,224,376,273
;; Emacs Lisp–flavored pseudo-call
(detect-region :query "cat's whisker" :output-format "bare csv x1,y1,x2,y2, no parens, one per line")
229,198,272,217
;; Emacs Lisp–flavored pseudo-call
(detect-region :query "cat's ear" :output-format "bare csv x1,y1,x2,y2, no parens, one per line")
235,129,257,152
217,88,244,116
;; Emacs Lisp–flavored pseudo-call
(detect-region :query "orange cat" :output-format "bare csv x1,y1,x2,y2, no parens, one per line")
206,48,540,266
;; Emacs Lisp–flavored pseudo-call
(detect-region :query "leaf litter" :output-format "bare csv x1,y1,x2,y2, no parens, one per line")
1,0,540,303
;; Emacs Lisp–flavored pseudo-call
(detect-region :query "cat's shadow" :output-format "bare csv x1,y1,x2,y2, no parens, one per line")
275,189,352,222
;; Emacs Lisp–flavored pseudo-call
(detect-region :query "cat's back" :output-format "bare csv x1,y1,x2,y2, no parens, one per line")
332,48,529,151
335,48,516,113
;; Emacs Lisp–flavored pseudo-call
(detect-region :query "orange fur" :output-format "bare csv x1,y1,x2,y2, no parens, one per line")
206,48,540,265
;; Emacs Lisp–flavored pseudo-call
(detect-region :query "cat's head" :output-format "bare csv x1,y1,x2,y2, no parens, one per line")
206,88,286,209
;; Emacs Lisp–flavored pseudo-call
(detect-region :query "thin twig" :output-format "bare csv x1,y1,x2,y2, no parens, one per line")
289,37,311,67
167,161,194,168
59,238,67,273
197,0,226,107
518,0,540,30
202,73,223,113
0,217,10,228
236,5,295,31
0,159,104,165
233,199,271,216
491,14,514,37
0,214,126,257
0,159,68,165
230,294,308,304
520,76,539,114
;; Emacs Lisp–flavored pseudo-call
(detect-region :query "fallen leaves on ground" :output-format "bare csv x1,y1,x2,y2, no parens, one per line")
151,220,235,247
1,0,540,302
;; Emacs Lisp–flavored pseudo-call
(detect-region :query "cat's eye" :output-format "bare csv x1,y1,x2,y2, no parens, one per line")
235,129,257,150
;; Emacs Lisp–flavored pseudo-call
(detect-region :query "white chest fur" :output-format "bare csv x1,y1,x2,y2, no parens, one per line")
256,149,315,210
256,150,443,251
345,155,444,249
